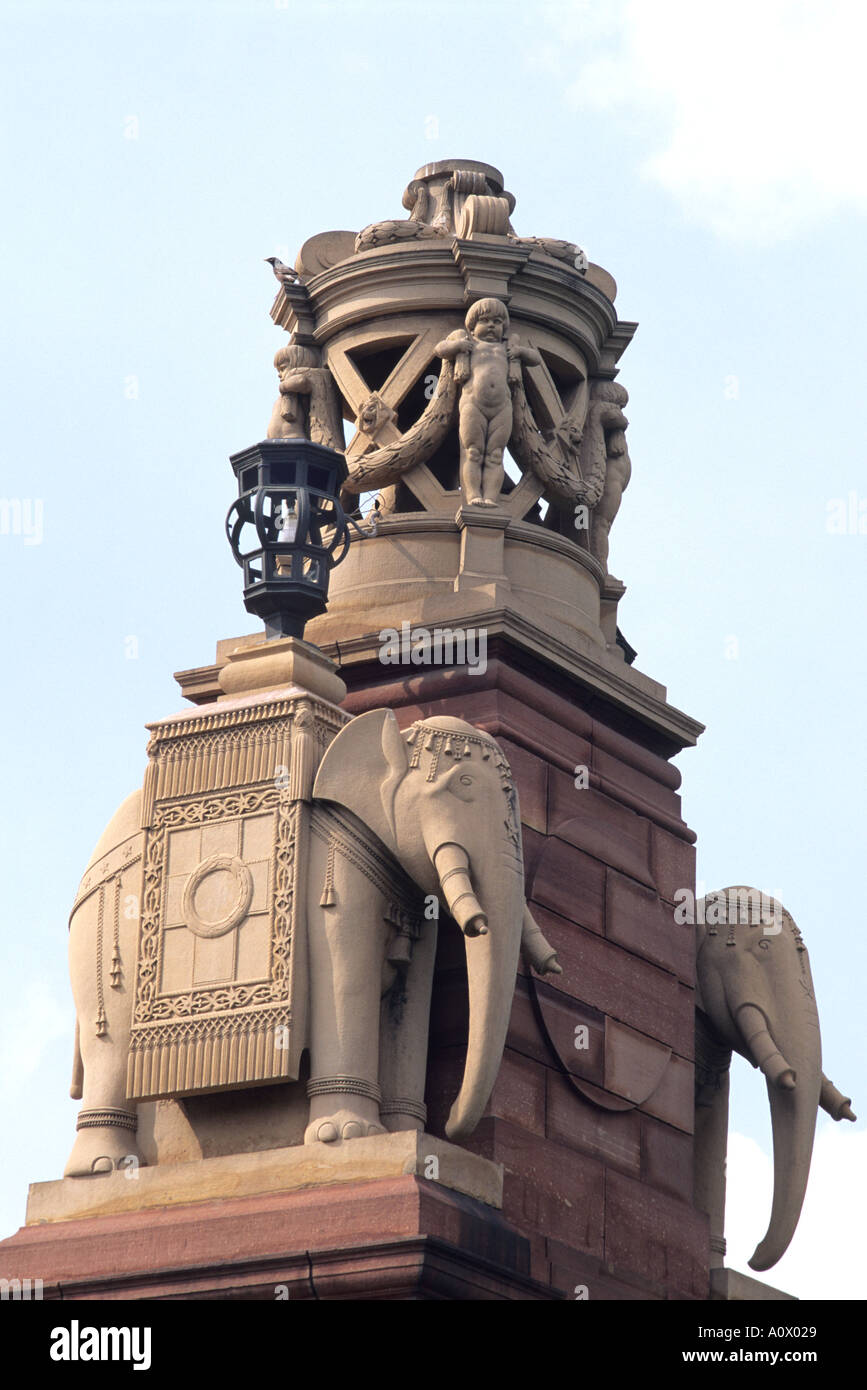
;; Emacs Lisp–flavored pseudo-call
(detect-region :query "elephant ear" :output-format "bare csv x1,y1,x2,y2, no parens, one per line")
312,709,409,850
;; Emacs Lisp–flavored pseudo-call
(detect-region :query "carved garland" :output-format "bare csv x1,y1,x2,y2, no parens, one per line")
509,382,590,507
341,361,459,495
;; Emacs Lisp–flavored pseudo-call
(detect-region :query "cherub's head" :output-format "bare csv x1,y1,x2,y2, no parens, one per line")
274,342,318,388
465,297,509,342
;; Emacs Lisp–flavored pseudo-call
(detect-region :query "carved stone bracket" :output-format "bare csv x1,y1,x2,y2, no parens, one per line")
451,238,531,304
270,280,316,343
454,505,512,604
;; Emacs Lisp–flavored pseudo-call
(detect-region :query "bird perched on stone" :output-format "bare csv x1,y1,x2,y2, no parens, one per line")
265,256,299,286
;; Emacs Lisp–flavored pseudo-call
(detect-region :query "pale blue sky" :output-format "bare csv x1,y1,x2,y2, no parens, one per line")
1,0,864,1296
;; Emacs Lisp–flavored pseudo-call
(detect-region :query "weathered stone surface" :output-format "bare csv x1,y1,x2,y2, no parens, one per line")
528,836,606,933
468,1117,606,1258
604,1170,709,1299
530,979,605,1083
650,822,697,905
547,1240,665,1300
548,768,654,887
504,976,559,1069
607,868,694,984
0,1177,553,1300
710,1267,796,1301
602,1018,672,1106
485,1050,547,1137
497,735,548,835
546,1070,642,1174
641,1053,694,1135
592,744,681,824
640,1116,694,1200
27,1132,503,1225
526,906,693,1055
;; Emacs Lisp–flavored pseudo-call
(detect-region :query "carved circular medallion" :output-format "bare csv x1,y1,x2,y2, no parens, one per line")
182,855,253,938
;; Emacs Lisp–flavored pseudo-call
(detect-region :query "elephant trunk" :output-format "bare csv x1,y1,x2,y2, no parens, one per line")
736,1003,821,1272
442,854,525,1142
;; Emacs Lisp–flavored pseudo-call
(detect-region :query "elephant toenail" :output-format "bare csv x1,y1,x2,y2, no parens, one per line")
318,1122,339,1143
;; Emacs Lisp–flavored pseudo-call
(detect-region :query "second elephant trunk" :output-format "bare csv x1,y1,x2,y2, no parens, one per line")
733,1000,822,1272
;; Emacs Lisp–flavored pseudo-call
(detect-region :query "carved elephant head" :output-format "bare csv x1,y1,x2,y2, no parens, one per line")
695,887,855,1271
314,710,528,1141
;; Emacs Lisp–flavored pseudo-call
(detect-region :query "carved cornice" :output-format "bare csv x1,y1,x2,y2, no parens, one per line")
147,691,344,745
317,612,704,752
301,242,633,374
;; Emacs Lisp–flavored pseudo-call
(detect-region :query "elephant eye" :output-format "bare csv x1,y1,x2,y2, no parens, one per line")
459,775,473,786
758,939,770,951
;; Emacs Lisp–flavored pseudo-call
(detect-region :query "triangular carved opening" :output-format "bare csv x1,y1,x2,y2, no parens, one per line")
391,481,426,512
539,349,584,416
425,438,460,494
346,342,413,394
395,356,440,435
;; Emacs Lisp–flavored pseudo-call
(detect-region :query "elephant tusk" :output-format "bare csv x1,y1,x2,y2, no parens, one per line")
820,1074,857,1122
433,843,487,936
521,904,561,975
736,1004,796,1089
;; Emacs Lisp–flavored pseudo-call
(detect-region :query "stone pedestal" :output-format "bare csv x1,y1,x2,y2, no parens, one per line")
0,1135,555,1300
710,1268,796,1301
453,506,511,602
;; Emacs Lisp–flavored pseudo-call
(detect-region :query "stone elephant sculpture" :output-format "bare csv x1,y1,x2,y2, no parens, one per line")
693,887,855,1272
64,711,561,1176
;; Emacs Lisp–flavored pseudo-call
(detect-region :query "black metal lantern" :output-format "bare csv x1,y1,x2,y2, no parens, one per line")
226,440,350,639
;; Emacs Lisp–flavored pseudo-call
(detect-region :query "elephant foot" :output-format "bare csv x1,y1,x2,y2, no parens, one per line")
63,1127,143,1178
304,1108,387,1145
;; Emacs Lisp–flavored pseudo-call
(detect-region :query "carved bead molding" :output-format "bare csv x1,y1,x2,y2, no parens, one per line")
76,1108,137,1132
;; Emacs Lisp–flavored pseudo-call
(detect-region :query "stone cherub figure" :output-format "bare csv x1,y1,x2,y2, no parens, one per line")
435,298,540,507
267,342,318,439
266,341,344,450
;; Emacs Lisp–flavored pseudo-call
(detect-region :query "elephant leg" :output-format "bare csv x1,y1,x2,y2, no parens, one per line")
378,918,438,1133
304,835,391,1144
64,877,142,1177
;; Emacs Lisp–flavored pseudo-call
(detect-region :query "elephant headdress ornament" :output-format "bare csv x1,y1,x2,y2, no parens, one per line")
694,887,855,1271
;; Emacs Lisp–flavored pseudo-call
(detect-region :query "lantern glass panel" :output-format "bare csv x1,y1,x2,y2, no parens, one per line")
269,459,299,486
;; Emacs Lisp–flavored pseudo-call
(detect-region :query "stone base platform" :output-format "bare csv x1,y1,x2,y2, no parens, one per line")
710,1267,796,1301
25,1132,501,1225
0,1135,556,1300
